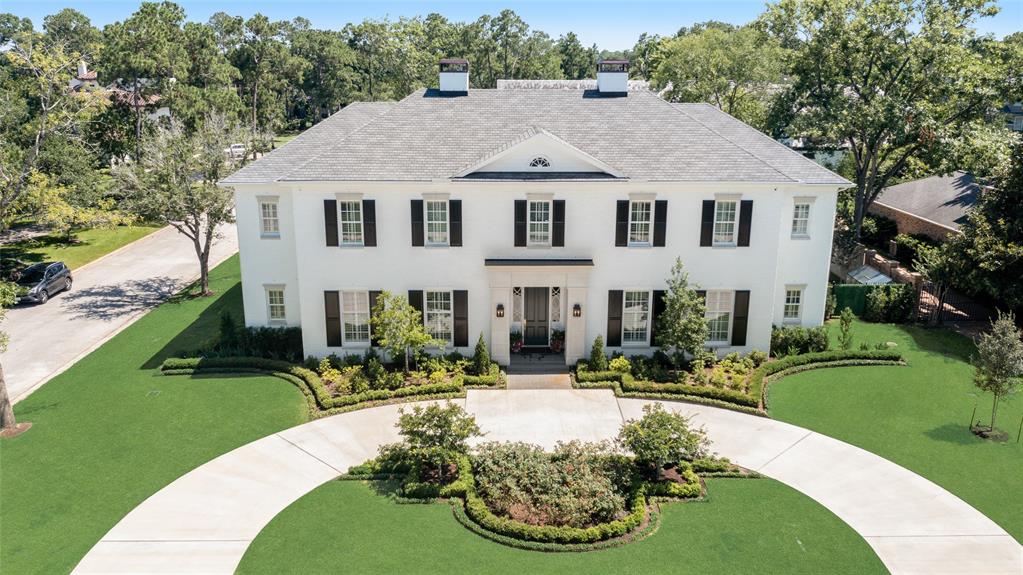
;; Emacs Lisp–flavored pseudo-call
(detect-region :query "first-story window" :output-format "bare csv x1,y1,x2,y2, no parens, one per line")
791,202,811,237
339,201,363,245
426,200,449,245
266,287,286,322
342,291,371,344
623,290,650,344
259,199,279,237
629,201,652,245
784,288,803,321
705,290,733,344
528,200,551,246
713,200,737,246
425,290,453,343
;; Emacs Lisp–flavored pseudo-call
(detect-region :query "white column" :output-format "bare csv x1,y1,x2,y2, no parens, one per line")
490,287,511,366
565,286,588,366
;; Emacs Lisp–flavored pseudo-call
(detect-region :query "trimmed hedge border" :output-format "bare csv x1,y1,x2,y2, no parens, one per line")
574,349,905,413
159,356,497,414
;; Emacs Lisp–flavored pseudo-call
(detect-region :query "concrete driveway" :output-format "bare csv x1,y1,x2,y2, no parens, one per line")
74,390,1022,575
1,225,238,403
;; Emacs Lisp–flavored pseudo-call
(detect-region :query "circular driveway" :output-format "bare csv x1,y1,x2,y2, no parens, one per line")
73,390,1022,574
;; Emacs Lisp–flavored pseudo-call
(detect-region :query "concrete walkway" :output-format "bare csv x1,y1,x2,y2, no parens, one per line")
2,225,238,403
74,390,1022,574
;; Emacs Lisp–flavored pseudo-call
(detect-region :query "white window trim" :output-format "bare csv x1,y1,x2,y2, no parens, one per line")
425,199,450,247
341,290,372,346
257,196,280,239
264,284,286,325
627,200,653,247
783,285,805,324
791,197,815,239
425,289,454,346
621,289,652,347
705,289,734,346
527,199,553,248
712,196,740,248
335,193,364,247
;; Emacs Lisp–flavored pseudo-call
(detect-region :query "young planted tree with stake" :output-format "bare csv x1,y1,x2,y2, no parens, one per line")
370,291,437,373
972,312,1023,438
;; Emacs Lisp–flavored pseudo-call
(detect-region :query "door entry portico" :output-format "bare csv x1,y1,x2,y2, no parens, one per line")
523,287,549,346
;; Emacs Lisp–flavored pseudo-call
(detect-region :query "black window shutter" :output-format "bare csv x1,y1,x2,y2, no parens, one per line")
650,290,666,347
653,200,668,247
606,290,623,347
453,290,469,347
615,200,629,247
700,200,714,247
552,200,565,247
731,290,750,346
369,290,382,347
514,200,527,247
696,290,706,302
408,290,424,325
324,200,339,247
737,200,753,247
410,200,424,246
449,200,462,247
324,291,342,346
362,200,376,247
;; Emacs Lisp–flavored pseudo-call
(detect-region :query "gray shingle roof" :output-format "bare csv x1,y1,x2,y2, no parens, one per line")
874,171,980,231
223,89,849,185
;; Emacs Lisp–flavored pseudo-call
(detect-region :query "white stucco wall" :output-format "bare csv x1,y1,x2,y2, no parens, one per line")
231,179,840,365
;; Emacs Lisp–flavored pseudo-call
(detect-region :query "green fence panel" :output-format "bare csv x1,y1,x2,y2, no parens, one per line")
833,284,871,316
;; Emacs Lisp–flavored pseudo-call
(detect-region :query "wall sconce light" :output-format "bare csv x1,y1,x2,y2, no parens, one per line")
572,303,582,318
496,303,505,318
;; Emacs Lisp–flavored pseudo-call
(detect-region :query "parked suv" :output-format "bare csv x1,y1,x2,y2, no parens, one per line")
13,262,72,304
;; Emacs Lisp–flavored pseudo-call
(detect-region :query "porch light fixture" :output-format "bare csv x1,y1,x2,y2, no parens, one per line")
496,303,505,318
573,303,582,318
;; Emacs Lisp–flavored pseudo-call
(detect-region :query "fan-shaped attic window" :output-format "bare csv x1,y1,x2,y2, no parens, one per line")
529,156,551,168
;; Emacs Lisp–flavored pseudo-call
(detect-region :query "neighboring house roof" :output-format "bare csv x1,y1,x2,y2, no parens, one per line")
874,171,980,231
222,89,850,185
1001,102,1023,115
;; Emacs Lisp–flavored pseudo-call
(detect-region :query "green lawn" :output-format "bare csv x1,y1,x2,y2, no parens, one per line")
2,224,162,270
0,255,309,574
238,478,885,575
769,320,1023,543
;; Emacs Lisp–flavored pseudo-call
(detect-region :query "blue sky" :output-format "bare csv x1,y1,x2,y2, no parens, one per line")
5,0,1021,50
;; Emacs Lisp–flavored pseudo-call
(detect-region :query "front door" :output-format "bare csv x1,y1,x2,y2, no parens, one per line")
523,287,549,346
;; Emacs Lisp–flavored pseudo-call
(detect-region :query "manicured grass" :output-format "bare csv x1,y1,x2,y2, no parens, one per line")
2,224,162,270
273,132,299,147
769,320,1023,543
238,478,885,574
0,255,309,574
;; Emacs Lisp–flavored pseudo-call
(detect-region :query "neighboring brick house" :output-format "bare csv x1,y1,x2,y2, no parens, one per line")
869,171,980,241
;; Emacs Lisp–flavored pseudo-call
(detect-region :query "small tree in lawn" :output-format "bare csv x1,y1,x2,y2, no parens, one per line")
472,332,491,376
371,291,436,373
972,312,1023,437
617,403,709,478
656,258,708,369
0,281,29,436
838,307,855,350
396,402,482,480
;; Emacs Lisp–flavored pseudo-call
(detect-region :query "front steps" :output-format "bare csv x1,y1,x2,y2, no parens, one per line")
506,349,569,375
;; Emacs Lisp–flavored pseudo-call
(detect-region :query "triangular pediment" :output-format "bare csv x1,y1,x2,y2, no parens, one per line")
453,127,625,178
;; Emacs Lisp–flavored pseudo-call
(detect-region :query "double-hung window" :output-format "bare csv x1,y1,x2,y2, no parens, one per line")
784,288,803,322
791,202,811,238
339,201,363,246
342,291,371,344
628,201,652,245
425,290,453,344
713,201,737,246
528,200,551,246
622,290,651,345
266,286,286,323
259,198,279,238
705,290,733,344
426,200,449,246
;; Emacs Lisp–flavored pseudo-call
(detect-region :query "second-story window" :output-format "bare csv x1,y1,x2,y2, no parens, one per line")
629,201,652,245
426,200,449,245
791,202,811,238
259,199,279,238
528,200,551,246
713,200,737,246
339,201,363,246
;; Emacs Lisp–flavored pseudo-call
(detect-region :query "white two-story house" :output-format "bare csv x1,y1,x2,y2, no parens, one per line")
220,59,849,367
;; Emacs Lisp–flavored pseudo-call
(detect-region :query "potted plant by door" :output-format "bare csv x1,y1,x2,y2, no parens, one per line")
510,331,524,353
550,329,565,353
